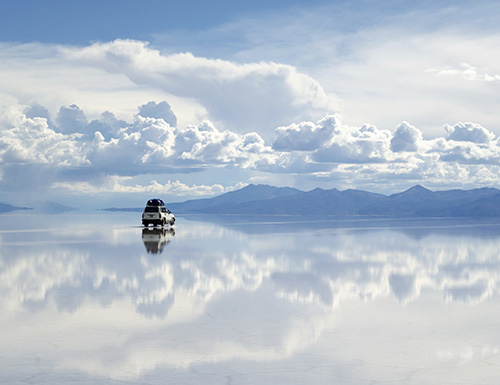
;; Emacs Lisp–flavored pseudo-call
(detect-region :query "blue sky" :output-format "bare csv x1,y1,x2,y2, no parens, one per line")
1,0,331,44
1,0,500,206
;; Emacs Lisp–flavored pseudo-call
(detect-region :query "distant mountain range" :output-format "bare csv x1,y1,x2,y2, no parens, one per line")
164,184,500,218
0,201,77,214
4,185,500,218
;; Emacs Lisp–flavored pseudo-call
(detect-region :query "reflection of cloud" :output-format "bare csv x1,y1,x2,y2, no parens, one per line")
273,271,333,305
2,219,500,380
0,250,89,303
389,273,419,303
444,279,495,303
2,222,500,317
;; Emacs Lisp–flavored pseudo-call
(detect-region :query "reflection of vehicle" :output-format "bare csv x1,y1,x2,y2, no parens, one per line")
142,199,175,227
142,227,175,254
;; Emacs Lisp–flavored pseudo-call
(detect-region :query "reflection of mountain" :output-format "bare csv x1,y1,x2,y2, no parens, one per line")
142,227,175,254
182,215,500,241
0,202,31,213
0,201,76,213
31,201,78,214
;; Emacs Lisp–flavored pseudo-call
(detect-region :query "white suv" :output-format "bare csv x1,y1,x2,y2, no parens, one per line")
142,199,175,227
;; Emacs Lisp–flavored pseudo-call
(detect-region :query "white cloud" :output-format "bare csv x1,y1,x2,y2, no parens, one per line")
391,122,423,152
137,101,177,127
60,39,340,139
0,42,204,129
273,115,339,151
87,111,128,140
55,104,89,134
428,62,500,82
444,122,495,144
227,5,500,139
87,115,177,172
0,109,86,166
3,94,500,198
438,143,500,165
311,121,393,164
174,121,276,167
3,44,500,200
52,177,246,196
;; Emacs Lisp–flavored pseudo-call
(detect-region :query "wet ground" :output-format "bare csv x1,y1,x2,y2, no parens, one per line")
1,212,500,384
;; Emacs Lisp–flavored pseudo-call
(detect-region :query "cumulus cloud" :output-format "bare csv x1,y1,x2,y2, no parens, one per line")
61,39,339,138
311,122,393,164
2,94,500,198
273,115,339,151
390,122,422,152
272,115,395,165
444,122,495,144
87,111,128,140
137,101,177,127
174,121,277,169
0,112,85,166
24,102,51,121
0,98,279,196
56,104,89,134
52,177,247,196
0,107,88,192
87,114,177,171
438,142,500,165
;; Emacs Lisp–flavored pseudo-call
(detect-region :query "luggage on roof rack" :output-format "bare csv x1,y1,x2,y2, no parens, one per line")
147,199,164,207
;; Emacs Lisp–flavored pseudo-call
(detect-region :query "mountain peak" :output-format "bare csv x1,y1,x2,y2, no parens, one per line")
391,185,433,199
241,184,269,190
406,185,431,193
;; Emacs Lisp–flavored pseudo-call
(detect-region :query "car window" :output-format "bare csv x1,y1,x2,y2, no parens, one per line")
144,207,159,213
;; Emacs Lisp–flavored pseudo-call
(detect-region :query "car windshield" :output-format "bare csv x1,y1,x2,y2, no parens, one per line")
144,207,159,213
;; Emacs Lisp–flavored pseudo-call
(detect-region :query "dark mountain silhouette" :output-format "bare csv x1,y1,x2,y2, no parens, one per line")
359,185,443,216
167,184,302,213
198,187,385,215
165,184,500,218
417,192,500,217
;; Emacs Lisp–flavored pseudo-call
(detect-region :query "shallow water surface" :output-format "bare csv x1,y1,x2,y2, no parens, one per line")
1,213,500,384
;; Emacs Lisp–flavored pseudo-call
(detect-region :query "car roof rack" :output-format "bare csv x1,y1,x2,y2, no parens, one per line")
147,198,165,207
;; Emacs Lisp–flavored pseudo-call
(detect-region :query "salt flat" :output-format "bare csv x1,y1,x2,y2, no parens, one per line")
1,213,500,384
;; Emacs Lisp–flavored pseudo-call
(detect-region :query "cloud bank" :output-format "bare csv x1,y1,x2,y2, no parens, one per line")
61,39,339,136
2,92,500,199
1,39,500,200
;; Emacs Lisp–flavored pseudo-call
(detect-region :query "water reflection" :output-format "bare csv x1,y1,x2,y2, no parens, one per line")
1,214,500,383
142,227,175,254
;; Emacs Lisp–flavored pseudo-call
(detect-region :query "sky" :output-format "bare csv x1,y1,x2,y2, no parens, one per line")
1,0,500,207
